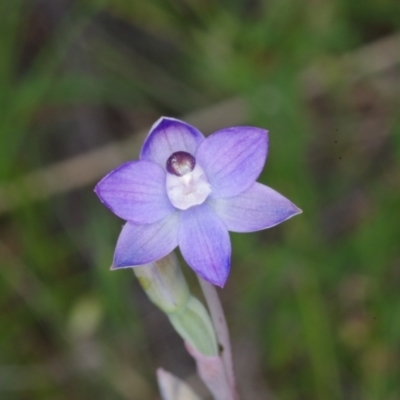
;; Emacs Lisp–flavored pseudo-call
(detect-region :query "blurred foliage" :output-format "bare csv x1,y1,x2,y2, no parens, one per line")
1,0,400,399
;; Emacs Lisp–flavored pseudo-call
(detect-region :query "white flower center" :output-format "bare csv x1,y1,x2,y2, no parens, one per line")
166,163,211,210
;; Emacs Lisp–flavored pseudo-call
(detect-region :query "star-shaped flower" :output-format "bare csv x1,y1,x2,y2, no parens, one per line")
95,117,301,287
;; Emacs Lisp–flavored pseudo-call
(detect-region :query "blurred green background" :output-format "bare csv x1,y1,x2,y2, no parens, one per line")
1,0,400,399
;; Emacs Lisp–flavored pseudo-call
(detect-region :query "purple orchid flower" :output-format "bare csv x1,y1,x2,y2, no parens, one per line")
94,117,301,287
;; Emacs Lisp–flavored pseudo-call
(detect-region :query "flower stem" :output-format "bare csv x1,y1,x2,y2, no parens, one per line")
198,276,239,400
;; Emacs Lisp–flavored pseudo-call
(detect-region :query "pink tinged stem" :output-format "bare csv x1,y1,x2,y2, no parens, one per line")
198,277,239,400
185,342,233,400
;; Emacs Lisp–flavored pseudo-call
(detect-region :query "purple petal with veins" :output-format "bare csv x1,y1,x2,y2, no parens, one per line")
209,182,302,232
196,126,268,198
95,160,174,224
140,117,204,169
179,204,231,287
112,212,180,268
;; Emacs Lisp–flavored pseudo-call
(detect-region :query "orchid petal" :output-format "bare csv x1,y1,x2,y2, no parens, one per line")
140,117,204,168
112,212,179,268
210,182,301,232
179,205,231,287
196,126,268,198
94,160,174,224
